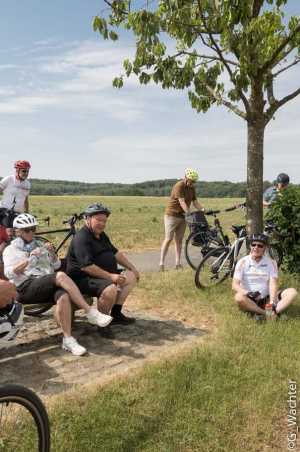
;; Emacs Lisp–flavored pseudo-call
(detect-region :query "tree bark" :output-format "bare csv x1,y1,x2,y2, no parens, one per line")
246,118,265,233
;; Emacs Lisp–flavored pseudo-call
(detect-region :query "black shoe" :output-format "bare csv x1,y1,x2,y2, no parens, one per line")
111,312,136,325
97,326,115,339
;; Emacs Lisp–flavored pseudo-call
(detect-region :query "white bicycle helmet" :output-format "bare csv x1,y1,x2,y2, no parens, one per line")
0,302,24,346
185,168,199,182
13,213,39,229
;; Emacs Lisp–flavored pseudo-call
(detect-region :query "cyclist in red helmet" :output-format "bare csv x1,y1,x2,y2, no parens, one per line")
0,160,31,214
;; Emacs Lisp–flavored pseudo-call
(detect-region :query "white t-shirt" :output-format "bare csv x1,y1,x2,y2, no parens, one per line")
3,237,60,287
233,254,278,298
0,175,30,212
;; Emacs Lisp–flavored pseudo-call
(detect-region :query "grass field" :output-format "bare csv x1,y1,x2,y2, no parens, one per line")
14,269,300,452
30,195,245,252
9,196,300,451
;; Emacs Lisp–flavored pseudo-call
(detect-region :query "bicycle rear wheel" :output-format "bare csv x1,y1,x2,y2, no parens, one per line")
195,246,233,289
0,384,50,452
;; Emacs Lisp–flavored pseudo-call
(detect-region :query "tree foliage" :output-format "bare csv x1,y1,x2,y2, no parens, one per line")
94,0,300,233
266,186,300,273
94,0,300,123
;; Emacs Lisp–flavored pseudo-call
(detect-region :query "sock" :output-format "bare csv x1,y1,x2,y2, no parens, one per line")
111,304,122,317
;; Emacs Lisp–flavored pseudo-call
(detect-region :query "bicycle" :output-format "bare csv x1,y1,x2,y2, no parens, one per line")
194,222,283,289
0,302,50,452
184,204,243,270
23,213,84,317
0,384,50,452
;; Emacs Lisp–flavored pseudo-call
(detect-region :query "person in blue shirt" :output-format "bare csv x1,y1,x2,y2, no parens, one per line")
263,173,290,207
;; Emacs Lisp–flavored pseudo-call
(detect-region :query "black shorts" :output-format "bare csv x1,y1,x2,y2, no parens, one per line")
255,289,284,309
75,276,113,298
17,274,66,305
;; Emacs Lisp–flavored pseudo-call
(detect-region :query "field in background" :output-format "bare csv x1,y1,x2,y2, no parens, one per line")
30,196,245,252
18,269,300,451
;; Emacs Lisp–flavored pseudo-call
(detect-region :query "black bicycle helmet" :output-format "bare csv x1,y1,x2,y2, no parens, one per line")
83,203,111,217
248,233,269,245
276,173,290,186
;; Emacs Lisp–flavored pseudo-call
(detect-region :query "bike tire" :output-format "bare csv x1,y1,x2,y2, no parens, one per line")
0,384,50,452
185,231,207,270
195,246,233,289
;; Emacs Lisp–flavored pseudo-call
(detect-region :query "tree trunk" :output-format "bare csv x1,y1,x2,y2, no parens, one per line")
246,118,265,234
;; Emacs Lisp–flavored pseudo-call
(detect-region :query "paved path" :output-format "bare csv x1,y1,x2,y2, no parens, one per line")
0,310,205,396
0,249,210,397
126,248,188,272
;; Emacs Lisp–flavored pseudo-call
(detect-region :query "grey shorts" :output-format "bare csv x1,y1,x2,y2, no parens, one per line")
164,215,186,241
17,274,66,305
75,276,113,298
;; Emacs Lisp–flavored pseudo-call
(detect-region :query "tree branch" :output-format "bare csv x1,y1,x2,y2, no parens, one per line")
196,0,250,115
204,84,247,120
260,23,300,74
252,0,264,18
273,57,300,78
265,86,300,124
181,51,239,67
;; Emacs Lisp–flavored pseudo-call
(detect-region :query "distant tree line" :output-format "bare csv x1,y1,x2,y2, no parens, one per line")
8,178,281,198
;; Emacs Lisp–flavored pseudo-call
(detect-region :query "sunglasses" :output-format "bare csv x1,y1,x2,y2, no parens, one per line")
22,227,36,233
20,169,29,173
251,243,264,249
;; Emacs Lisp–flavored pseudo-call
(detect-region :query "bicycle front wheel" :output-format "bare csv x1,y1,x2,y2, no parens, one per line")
195,246,233,289
0,384,50,452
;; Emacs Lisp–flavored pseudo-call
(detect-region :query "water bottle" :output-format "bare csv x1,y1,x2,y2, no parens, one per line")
265,303,273,318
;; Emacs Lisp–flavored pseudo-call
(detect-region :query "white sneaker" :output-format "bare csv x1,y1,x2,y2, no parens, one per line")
62,336,87,356
87,308,112,328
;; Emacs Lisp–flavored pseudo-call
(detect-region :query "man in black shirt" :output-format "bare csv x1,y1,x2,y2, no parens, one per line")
67,203,140,329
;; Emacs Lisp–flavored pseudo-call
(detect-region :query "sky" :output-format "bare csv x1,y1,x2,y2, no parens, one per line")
0,1,299,184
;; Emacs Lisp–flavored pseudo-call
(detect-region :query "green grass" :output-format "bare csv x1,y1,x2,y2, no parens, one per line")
16,269,300,452
30,195,244,252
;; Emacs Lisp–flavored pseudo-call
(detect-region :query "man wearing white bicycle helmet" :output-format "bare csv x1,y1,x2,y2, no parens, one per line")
232,233,297,320
159,168,204,271
3,213,113,356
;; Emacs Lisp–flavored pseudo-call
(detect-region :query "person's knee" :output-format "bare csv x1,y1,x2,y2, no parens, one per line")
234,292,244,306
285,288,298,301
126,271,137,286
55,271,70,286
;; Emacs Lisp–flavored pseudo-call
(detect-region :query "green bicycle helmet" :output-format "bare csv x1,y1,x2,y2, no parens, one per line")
185,168,199,182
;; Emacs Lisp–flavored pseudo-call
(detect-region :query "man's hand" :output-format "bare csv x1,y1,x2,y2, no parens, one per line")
111,273,126,286
246,291,261,301
130,267,140,282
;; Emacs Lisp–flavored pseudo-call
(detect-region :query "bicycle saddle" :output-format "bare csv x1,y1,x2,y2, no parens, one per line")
231,225,246,236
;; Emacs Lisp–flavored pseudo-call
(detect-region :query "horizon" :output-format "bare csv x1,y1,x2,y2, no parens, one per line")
0,1,299,183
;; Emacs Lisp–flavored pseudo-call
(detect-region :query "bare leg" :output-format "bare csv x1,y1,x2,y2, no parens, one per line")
55,272,93,313
53,292,72,337
234,293,265,315
97,284,118,315
116,270,137,306
276,288,298,313
159,237,172,266
174,236,183,266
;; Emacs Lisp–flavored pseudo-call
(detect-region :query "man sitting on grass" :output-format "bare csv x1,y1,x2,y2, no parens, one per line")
232,233,297,320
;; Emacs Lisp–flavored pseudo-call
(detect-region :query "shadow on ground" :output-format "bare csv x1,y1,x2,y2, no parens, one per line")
0,310,206,396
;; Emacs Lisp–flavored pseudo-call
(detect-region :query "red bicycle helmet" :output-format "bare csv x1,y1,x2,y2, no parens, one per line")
14,160,31,170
